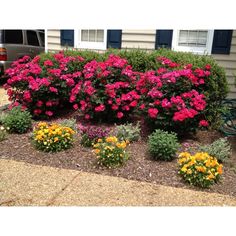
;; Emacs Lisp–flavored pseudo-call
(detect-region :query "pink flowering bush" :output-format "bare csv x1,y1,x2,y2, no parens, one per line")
4,49,227,134
136,57,211,133
70,54,140,121
4,52,85,118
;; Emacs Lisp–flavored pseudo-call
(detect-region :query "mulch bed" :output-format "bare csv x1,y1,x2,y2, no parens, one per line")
0,118,236,197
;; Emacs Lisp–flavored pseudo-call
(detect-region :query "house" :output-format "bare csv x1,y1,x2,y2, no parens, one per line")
46,29,236,98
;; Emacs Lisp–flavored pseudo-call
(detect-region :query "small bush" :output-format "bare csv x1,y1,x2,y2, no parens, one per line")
178,152,223,188
93,136,129,167
114,122,141,142
2,107,32,133
79,125,111,147
148,129,180,161
32,122,75,152
198,138,231,163
58,118,77,132
0,125,7,141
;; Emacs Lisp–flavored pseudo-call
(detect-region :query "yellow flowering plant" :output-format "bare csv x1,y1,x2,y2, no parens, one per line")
32,122,75,152
178,152,223,188
93,136,129,167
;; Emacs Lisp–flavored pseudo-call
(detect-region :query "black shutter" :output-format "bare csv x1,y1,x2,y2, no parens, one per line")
155,30,173,49
60,30,74,47
107,30,122,49
211,30,233,54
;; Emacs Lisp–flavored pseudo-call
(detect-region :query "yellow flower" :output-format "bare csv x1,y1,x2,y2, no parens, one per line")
195,166,206,173
54,137,59,142
217,165,223,175
94,149,100,154
206,172,215,180
187,169,192,175
178,158,186,164
106,136,118,143
181,166,187,173
97,138,103,143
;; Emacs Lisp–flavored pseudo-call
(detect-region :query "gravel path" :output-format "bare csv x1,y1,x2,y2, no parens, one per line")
0,159,236,206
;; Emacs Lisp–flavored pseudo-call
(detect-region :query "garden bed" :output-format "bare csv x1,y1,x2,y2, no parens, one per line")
0,121,235,197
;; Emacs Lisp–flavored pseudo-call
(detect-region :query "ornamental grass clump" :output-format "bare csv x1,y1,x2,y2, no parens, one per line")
178,152,223,188
32,122,75,152
93,136,129,167
148,129,180,161
114,122,141,142
79,125,111,147
198,138,231,163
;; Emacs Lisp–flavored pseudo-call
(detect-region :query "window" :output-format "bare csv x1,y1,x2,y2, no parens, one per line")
3,30,23,44
27,30,39,46
172,30,214,54
39,31,45,47
76,29,107,50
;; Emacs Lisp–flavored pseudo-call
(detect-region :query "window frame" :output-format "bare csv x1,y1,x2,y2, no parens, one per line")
171,30,214,54
74,29,107,50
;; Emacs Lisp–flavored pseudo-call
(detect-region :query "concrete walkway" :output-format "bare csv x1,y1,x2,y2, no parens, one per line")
0,87,9,107
0,159,236,206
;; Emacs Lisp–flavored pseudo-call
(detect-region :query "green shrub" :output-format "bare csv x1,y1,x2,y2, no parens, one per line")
114,122,141,142
198,138,231,163
148,129,180,161
2,107,32,133
58,118,77,132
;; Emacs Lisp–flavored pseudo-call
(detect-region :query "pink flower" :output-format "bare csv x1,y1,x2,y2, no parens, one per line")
111,104,119,110
161,99,172,109
49,87,58,93
85,114,90,120
140,104,145,110
45,111,53,116
95,104,105,112
73,104,79,110
148,108,158,118
199,120,209,127
205,64,211,70
23,91,32,102
129,100,138,107
46,101,53,107
36,100,43,107
34,109,42,115
117,112,124,119
44,60,54,67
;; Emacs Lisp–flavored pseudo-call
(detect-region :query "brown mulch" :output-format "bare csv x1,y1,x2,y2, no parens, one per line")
0,122,236,197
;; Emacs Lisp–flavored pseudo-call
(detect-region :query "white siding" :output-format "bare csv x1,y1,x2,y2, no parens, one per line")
212,30,236,98
121,30,156,50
